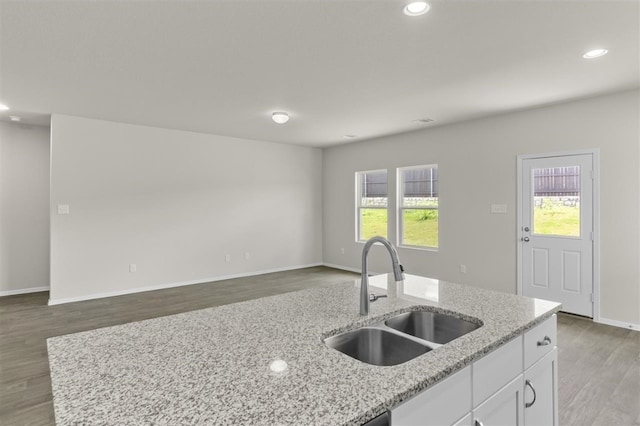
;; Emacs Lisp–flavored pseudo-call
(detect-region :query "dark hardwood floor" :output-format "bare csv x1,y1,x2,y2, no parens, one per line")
0,266,359,425
1,267,638,425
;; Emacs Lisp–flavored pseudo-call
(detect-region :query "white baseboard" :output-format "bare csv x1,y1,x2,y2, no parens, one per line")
0,286,50,297
323,262,385,277
48,263,323,306
322,263,361,274
594,317,640,332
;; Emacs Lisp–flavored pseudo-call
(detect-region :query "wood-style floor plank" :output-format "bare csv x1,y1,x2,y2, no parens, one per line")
557,314,640,425
2,267,639,425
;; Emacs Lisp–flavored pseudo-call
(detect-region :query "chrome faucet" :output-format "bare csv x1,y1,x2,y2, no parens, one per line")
360,236,405,315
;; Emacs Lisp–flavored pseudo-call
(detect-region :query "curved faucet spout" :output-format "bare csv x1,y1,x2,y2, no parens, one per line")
360,236,405,315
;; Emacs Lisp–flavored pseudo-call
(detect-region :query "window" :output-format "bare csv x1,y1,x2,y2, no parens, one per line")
398,165,438,248
356,169,387,241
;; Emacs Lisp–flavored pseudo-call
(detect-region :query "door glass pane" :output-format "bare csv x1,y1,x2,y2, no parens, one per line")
533,166,580,237
360,208,387,240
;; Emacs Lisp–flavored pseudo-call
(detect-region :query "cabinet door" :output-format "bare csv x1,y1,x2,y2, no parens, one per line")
473,375,524,426
391,366,471,426
453,413,472,426
473,336,523,405
524,348,558,426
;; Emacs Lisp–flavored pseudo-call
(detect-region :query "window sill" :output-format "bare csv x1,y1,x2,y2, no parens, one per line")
398,244,438,252
355,240,438,252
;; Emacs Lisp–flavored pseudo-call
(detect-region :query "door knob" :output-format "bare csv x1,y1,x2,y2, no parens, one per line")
523,226,530,232
522,237,530,242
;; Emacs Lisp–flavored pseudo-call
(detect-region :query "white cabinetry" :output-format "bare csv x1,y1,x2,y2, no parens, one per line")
390,315,557,426
472,336,523,404
473,375,524,426
523,349,557,426
471,336,524,426
524,314,557,369
523,314,558,426
452,414,472,426
391,366,471,426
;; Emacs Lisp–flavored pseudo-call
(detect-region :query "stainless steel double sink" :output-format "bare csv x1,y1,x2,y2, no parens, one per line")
324,310,482,366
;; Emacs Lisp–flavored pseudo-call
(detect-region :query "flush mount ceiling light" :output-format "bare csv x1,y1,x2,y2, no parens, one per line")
0,103,9,111
404,1,430,16
413,118,434,124
583,48,608,59
271,112,290,124
9,116,21,122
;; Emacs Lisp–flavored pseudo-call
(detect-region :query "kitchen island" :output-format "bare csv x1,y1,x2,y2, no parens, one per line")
47,274,561,425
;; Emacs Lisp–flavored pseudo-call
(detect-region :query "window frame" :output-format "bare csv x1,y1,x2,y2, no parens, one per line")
397,164,439,250
355,169,388,242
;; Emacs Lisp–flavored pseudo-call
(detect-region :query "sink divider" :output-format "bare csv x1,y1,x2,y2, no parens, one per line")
359,321,444,350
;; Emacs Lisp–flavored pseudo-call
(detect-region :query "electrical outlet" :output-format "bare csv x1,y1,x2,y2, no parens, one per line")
245,252,250,260
57,204,70,214
459,264,467,274
340,248,345,254
129,264,137,273
225,254,231,262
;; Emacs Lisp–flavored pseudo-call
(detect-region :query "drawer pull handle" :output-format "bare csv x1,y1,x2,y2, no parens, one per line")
525,379,537,408
537,335,552,346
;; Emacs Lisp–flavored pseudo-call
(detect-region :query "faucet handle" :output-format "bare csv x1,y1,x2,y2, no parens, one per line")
369,293,388,302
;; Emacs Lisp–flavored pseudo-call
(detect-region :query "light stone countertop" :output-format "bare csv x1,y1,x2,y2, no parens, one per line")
47,274,561,425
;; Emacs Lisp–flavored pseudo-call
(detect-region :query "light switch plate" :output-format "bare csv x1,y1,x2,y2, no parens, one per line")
57,204,70,214
491,204,507,214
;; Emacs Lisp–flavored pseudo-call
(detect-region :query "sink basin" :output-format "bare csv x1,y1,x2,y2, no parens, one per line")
324,327,431,366
385,311,481,344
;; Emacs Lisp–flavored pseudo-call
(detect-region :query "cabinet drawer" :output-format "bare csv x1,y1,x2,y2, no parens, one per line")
524,314,557,369
472,336,523,406
391,366,471,426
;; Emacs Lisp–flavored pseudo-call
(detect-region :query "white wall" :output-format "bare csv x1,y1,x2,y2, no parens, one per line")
50,115,323,303
323,89,640,326
0,122,51,295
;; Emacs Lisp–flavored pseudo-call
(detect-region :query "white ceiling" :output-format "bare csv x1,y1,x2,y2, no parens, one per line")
0,1,638,147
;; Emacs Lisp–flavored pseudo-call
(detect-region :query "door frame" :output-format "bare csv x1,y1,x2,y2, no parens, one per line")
516,149,601,321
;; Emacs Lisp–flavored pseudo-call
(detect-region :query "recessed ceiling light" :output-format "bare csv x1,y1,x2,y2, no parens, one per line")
404,1,430,16
343,134,358,139
272,112,290,124
9,116,21,122
0,103,9,111
583,49,608,59
413,118,434,124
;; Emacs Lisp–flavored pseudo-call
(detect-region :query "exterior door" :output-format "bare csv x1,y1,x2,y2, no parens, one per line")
520,154,594,317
